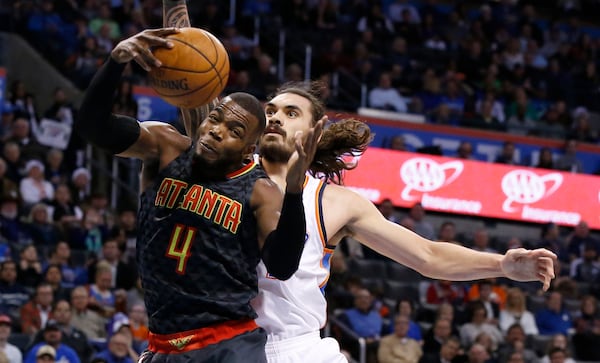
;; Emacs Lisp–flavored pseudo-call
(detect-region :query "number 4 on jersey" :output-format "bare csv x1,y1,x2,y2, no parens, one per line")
166,224,197,274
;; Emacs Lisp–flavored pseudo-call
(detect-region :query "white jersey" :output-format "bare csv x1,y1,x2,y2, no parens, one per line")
252,175,334,340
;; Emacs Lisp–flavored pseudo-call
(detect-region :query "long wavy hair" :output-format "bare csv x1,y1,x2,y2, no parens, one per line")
270,81,373,184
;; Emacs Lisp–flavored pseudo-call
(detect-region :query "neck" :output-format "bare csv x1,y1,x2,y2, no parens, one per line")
259,157,287,191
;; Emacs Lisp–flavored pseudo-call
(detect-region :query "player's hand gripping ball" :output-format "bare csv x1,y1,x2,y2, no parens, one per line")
149,27,230,108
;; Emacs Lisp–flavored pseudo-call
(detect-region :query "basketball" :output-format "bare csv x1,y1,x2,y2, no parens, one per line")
148,27,230,109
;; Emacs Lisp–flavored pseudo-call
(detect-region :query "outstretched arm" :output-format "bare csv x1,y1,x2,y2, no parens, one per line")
162,0,219,137
76,28,186,160
327,187,557,290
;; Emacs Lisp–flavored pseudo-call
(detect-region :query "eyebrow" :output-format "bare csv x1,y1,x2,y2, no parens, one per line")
265,103,302,113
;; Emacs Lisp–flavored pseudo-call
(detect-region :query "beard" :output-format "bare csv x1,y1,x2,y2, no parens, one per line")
259,135,295,163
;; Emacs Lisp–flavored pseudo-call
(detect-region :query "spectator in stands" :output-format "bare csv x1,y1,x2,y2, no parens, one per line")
9,118,46,162
422,317,453,356
0,195,25,246
109,209,137,263
87,260,120,318
17,244,43,289
555,139,583,173
44,88,75,126
387,298,421,342
377,198,402,224
465,343,491,363
248,53,279,101
68,208,107,254
69,168,90,206
108,312,141,357
537,105,567,139
69,286,106,341
46,242,85,289
92,332,134,363
571,294,600,361
456,141,476,160
0,260,30,321
378,315,422,363
439,80,466,121
24,320,80,363
0,313,22,362
459,301,503,350
29,300,91,363
506,104,536,136
51,184,83,235
0,159,18,203
340,287,382,362
566,221,598,262
368,72,408,113
88,239,137,291
2,143,23,184
471,228,497,253
471,280,501,324
25,0,69,65
426,280,468,307
465,98,505,131
43,264,70,302
26,203,60,247
539,334,574,363
89,3,120,40
569,241,600,284
437,221,460,244
494,141,519,165
469,278,507,309
387,134,407,152
408,202,435,240
420,336,462,363
0,107,15,143
127,303,148,350
535,147,555,170
19,160,54,208
87,193,114,228
33,345,55,363
569,107,598,143
535,292,573,336
538,223,568,263
499,287,538,335
44,149,68,188
20,282,54,336
497,323,538,363
69,36,105,88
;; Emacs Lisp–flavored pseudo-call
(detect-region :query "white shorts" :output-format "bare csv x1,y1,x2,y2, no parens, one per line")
265,331,348,363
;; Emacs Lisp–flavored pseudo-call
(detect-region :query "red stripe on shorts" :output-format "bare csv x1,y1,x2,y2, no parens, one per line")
147,319,259,353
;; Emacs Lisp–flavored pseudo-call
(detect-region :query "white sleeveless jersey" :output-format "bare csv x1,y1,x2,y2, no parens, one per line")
252,175,334,340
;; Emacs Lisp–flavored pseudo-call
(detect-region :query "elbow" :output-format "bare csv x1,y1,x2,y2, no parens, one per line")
264,261,298,281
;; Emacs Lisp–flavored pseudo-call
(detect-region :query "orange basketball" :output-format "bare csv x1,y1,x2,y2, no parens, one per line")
148,27,230,109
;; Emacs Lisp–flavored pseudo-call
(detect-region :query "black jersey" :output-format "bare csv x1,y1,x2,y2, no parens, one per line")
137,145,268,334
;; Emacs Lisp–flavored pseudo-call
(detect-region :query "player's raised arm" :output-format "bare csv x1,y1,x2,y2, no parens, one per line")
162,0,220,138
252,121,323,281
76,28,188,161
163,0,191,28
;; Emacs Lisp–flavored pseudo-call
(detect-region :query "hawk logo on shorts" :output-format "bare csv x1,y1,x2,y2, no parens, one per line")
168,335,193,350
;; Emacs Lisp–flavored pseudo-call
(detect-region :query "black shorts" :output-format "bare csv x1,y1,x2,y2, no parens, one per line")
141,327,267,363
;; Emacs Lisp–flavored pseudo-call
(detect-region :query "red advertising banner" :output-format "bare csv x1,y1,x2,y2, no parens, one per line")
343,148,600,229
